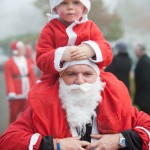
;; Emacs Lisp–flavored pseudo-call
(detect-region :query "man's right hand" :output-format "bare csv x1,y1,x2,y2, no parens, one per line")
55,137,90,150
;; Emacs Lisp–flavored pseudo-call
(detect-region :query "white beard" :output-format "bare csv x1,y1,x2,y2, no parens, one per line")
59,77,105,135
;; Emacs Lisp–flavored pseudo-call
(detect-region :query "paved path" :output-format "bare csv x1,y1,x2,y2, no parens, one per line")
0,71,8,135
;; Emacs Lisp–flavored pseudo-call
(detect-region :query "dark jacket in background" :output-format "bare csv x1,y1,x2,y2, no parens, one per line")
105,52,132,91
134,55,150,108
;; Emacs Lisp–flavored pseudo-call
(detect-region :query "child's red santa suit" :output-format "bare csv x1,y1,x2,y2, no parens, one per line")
36,0,112,84
4,41,36,123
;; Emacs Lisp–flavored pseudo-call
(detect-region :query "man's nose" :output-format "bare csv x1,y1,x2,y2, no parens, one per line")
74,74,84,85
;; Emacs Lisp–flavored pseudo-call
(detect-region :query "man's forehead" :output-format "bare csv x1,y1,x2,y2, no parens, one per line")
65,64,95,73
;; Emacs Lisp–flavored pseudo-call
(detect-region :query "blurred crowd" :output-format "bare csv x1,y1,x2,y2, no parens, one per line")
105,42,150,115
3,40,42,124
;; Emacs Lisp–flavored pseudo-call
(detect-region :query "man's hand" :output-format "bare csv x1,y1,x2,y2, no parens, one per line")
86,134,120,150
71,44,95,60
59,136,90,150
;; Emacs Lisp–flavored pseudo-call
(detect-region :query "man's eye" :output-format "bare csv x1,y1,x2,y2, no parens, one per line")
84,73,92,76
67,73,75,76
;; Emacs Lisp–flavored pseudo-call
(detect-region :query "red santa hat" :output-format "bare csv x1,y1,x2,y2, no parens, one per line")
60,59,100,76
10,41,17,51
10,41,24,55
49,0,91,16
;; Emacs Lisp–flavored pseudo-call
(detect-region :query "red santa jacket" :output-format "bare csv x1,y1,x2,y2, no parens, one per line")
0,72,150,150
36,19,112,76
4,56,36,99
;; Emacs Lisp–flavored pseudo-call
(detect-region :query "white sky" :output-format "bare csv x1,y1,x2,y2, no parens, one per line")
0,0,46,40
0,0,119,40
102,0,119,14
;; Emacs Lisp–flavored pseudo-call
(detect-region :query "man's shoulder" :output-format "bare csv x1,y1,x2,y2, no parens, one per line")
28,80,59,113
28,79,58,99
101,72,132,105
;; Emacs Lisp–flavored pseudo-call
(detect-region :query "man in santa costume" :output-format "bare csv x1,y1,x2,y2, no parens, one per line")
0,59,150,150
4,41,36,124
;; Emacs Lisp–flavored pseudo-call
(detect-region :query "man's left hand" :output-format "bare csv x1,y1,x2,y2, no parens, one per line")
86,134,120,150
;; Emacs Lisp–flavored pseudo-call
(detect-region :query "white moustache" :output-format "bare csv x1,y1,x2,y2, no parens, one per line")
69,83,94,92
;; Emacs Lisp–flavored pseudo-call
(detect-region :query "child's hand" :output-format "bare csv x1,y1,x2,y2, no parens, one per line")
61,46,78,62
61,44,95,62
71,44,95,60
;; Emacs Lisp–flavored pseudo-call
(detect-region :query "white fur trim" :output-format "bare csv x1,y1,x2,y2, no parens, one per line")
7,94,27,100
82,40,103,63
13,56,30,97
135,126,150,149
29,133,40,150
8,92,16,97
66,15,88,45
66,22,78,46
81,0,91,13
50,0,90,14
60,59,100,75
54,46,69,72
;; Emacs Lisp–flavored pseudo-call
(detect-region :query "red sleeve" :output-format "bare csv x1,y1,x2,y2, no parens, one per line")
36,23,57,74
131,107,150,150
0,107,42,150
90,22,113,67
4,60,15,94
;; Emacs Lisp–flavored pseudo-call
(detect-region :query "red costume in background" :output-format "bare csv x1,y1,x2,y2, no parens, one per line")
4,56,36,123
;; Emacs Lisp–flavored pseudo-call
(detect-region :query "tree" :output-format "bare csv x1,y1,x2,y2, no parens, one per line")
34,0,124,41
34,0,50,15
89,0,123,41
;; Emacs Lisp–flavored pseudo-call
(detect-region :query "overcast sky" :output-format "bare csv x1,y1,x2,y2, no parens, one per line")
0,0,46,40
0,0,118,41
103,0,119,14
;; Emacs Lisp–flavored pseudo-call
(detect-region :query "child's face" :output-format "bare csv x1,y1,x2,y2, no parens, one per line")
55,0,85,26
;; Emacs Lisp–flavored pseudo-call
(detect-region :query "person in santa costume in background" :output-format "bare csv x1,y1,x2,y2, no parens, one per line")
4,41,36,124
36,0,112,84
1,59,150,150
25,45,43,80
25,46,35,65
